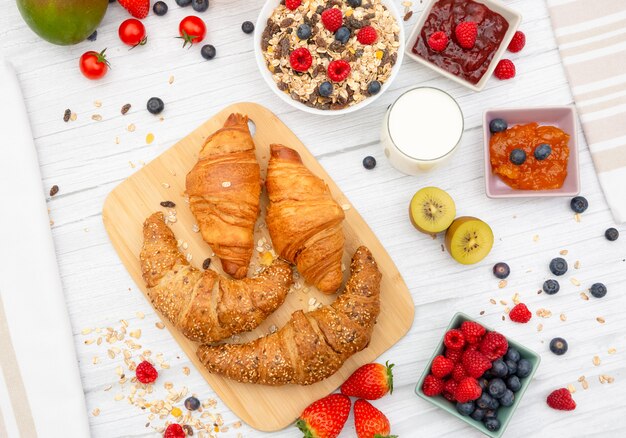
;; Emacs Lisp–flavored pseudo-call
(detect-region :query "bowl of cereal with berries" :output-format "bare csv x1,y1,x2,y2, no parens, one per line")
254,0,404,115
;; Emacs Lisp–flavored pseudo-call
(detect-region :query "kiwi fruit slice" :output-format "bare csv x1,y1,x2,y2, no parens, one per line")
409,187,456,234
445,216,494,265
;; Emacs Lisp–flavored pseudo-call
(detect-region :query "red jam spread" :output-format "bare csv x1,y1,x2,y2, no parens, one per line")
490,123,570,190
412,0,509,85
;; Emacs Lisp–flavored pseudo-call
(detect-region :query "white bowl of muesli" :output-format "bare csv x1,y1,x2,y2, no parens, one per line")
254,0,404,115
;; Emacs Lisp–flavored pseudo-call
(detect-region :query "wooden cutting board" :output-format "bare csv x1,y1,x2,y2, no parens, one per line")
102,102,415,432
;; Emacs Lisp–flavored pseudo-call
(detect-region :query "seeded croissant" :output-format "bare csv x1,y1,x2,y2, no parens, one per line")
140,212,293,343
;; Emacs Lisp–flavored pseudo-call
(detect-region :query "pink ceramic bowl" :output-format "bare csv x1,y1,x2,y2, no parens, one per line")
483,107,580,198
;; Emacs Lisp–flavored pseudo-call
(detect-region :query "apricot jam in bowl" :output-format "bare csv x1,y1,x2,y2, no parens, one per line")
483,107,580,198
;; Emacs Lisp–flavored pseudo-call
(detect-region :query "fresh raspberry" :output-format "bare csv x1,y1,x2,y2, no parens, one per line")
431,355,454,378
443,329,465,350
455,21,477,49
509,303,532,323
136,360,158,384
547,388,577,411
357,26,377,45
285,0,301,10
327,60,351,82
321,8,343,32
460,321,486,344
289,48,312,72
452,363,467,382
462,350,492,378
478,331,508,360
164,424,186,438
445,348,463,363
422,374,444,397
494,59,516,80
427,31,448,52
507,30,526,53
454,377,482,403
443,379,458,402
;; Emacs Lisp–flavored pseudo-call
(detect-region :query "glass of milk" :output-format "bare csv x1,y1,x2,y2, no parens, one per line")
381,87,464,175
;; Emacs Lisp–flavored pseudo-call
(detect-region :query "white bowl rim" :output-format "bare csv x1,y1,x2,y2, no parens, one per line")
253,0,405,116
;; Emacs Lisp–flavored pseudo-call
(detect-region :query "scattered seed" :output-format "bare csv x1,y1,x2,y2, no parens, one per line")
560,250,568,255
593,355,601,366
168,75,174,84
578,376,585,382
221,181,231,188
608,348,617,354
480,310,485,315
70,112,77,121
580,292,590,301
504,307,510,314
570,277,581,286
575,213,581,222
146,133,155,144
92,356,99,365
512,293,520,305
127,123,136,132
115,136,120,144
536,308,552,318
92,114,103,121
121,103,131,115
63,109,71,122
574,260,581,269
182,425,193,436
499,300,508,306
183,366,190,376
403,10,413,21
201,258,211,270
537,323,543,332
82,328,93,335
501,315,505,321
186,253,193,262
597,317,605,324
92,408,100,416
192,224,200,233
114,393,124,401
582,380,589,390
533,234,539,242
49,185,60,197
567,384,576,393
560,313,567,322
498,280,507,289
129,329,141,339
489,298,497,305
160,201,176,208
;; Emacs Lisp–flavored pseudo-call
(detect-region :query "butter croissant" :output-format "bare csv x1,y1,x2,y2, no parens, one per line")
266,144,345,293
197,246,381,385
140,212,293,344
186,113,261,279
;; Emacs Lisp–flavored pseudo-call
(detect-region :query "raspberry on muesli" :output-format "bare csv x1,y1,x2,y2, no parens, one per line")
261,0,400,110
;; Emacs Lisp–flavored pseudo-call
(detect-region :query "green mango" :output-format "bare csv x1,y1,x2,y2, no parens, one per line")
16,0,109,45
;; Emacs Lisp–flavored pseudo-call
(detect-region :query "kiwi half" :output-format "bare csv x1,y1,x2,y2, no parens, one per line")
445,216,494,265
409,187,456,234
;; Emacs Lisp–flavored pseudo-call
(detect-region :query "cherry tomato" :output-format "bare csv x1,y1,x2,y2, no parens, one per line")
178,16,206,48
79,49,109,80
118,18,147,47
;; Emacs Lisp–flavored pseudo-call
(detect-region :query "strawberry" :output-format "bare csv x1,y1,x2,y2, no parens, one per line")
454,377,482,403
357,26,378,45
443,329,465,350
443,379,458,402
341,361,394,400
136,360,158,384
427,31,448,52
547,388,576,411
462,350,492,378
460,321,486,344
479,331,508,360
285,0,302,10
509,303,532,323
494,59,516,80
507,30,526,53
445,348,463,363
452,362,467,382
296,394,351,438
164,424,185,438
118,0,150,19
321,8,343,32
353,399,397,438
421,374,444,397
430,355,454,378
455,21,477,49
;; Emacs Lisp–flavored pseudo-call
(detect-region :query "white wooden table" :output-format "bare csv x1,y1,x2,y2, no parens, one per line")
1,0,625,436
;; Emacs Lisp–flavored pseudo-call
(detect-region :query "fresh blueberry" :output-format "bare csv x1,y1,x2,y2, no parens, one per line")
484,417,501,432
489,118,507,134
318,81,333,97
362,156,376,170
492,262,510,279
507,375,521,392
153,1,168,15
605,227,619,241
509,148,527,165
488,379,507,399
516,359,532,378
191,0,208,12
347,0,362,6
549,257,568,276
456,401,475,416
241,21,254,34
87,30,97,41
491,359,508,378
549,337,568,355
484,409,498,420
570,196,588,214
476,393,494,410
499,389,515,407
367,80,382,95
534,143,552,160
335,26,351,44
184,396,200,411
175,0,192,6
543,279,560,295
505,347,520,363
471,408,486,421
201,44,216,60
590,282,607,298
146,97,164,115
505,359,517,376
478,377,489,390
482,370,494,380
296,24,312,40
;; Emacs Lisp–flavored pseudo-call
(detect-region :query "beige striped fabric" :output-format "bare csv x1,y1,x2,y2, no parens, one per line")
548,0,626,223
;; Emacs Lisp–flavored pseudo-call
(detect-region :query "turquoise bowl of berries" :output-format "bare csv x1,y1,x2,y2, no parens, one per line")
415,312,541,438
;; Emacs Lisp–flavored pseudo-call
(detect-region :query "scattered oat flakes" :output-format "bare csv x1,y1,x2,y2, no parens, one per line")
92,114,102,121
559,249,568,255
567,384,576,393
115,136,120,144
221,181,231,188
597,317,605,324
156,322,165,329
608,348,616,354
186,253,193,262
130,329,142,339
146,133,155,144
536,308,552,318
168,75,174,84
82,328,93,335
92,408,100,417
115,393,124,401
580,292,589,301
574,260,581,269
560,313,567,322
593,355,601,366
498,280,507,289
192,224,200,233
570,278,581,286
499,300,507,306
537,323,543,332
127,123,136,132
183,366,190,376
512,293,520,305
533,234,539,242
70,112,77,121
582,380,589,390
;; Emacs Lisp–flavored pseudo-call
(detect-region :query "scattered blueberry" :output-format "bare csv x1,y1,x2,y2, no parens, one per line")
492,262,510,279
549,337,568,356
241,21,254,34
590,282,607,298
362,156,376,170
184,396,200,411
499,389,515,407
505,359,517,376
516,359,532,378
534,143,552,160
347,0,362,6
549,257,568,276
201,44,216,60
175,0,192,6
153,1,168,15
296,24,312,40
470,408,486,421
335,26,351,44
505,348,520,363
478,377,489,390
509,148,527,165
476,393,494,410
484,409,498,420
488,379,507,399
319,81,333,97
506,375,521,392
543,279,560,295
489,118,507,134
605,227,619,241
456,401,475,416
491,359,508,378
484,417,501,432
146,97,164,115
191,0,208,12
570,196,588,214
481,370,494,380
87,30,97,41
367,80,382,95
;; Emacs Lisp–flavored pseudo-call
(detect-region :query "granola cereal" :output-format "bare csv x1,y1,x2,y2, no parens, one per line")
261,0,400,110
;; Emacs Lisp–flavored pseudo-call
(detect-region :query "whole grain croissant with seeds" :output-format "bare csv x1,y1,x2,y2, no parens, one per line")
185,113,261,279
140,212,293,343
196,246,381,385
265,144,345,294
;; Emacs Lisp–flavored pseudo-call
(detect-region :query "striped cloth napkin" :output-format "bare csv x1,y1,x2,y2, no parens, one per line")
547,0,626,223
